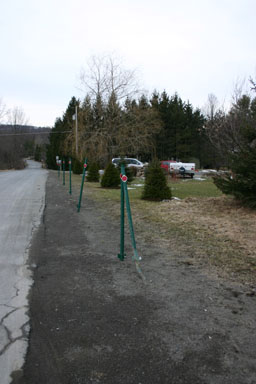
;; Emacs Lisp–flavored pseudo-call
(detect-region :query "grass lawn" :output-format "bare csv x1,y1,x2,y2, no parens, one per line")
168,178,223,199
72,173,222,202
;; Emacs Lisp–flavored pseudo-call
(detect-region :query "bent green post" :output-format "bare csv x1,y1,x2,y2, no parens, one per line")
69,158,72,195
123,173,141,262
62,159,65,185
77,158,87,212
118,164,126,261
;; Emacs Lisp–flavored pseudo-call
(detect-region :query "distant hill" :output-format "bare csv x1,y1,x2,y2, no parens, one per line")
0,125,52,169
0,124,51,145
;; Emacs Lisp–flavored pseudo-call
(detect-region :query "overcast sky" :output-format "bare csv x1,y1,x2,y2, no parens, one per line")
0,0,255,127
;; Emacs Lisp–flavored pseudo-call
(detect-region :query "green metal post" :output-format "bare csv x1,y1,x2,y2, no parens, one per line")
69,158,72,195
62,160,65,185
118,164,126,261
57,159,60,178
123,175,141,262
77,158,87,212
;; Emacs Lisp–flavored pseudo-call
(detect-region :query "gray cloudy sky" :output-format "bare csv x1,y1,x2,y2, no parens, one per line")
0,0,255,127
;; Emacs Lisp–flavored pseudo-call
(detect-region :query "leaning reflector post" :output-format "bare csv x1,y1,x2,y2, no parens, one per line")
118,164,141,263
77,158,87,212
62,159,65,185
118,163,126,261
69,158,72,195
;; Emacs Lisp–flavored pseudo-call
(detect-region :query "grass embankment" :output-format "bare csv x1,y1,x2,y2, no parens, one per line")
72,174,256,286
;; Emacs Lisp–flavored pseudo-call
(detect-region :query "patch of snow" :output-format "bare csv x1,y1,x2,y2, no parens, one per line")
194,177,207,181
201,169,217,173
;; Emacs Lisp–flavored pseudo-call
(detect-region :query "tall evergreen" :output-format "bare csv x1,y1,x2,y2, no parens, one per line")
46,97,79,169
152,92,205,164
213,94,256,208
46,117,65,169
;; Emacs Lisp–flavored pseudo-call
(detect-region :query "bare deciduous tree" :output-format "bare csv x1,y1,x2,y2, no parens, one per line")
79,54,142,104
203,93,219,120
0,98,8,123
7,106,29,126
204,83,256,167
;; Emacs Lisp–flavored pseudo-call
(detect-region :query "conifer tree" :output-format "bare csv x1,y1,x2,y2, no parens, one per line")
101,162,120,188
87,162,100,182
142,160,172,201
213,92,256,208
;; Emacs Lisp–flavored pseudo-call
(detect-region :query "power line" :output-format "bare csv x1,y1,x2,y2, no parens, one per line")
0,130,72,137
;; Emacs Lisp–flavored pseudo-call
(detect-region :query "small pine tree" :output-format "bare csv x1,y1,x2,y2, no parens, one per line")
87,162,100,182
101,163,120,188
142,160,172,201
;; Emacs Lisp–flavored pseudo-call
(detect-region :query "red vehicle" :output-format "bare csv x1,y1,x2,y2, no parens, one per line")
160,160,177,172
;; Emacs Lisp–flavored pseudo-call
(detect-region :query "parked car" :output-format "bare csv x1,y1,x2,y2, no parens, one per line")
112,158,144,169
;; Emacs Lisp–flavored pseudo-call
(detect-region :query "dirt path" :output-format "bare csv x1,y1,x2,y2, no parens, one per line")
13,172,256,384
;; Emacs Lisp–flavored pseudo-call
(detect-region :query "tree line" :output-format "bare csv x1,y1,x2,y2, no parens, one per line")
46,91,217,170
47,54,215,169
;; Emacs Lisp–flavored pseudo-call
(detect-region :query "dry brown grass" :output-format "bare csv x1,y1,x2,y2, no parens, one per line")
146,197,256,285
72,174,256,286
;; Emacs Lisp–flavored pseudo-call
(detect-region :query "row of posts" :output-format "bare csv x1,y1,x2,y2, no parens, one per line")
55,156,142,271
56,156,87,212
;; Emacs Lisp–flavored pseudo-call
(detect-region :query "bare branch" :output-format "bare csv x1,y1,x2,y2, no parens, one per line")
0,98,8,123
7,106,29,126
249,76,256,92
79,54,142,104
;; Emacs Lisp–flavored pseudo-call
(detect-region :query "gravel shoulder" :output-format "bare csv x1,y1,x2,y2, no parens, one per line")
14,171,256,384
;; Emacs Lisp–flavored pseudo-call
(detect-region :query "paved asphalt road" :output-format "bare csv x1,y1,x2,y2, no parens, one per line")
0,160,47,384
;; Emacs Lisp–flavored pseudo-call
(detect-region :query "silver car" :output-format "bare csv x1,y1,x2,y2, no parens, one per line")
112,158,144,168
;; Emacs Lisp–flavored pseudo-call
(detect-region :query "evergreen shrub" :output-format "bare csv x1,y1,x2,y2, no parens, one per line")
142,160,172,201
87,162,100,182
101,163,120,188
